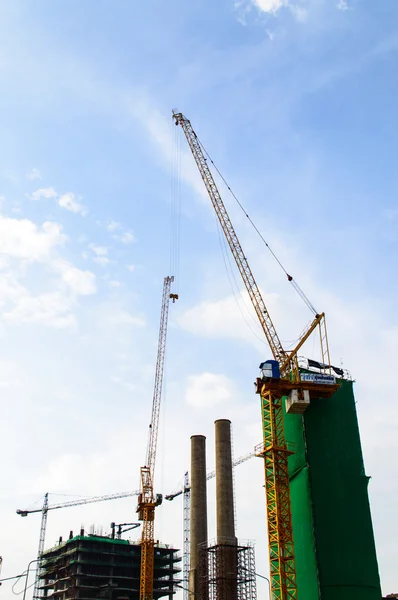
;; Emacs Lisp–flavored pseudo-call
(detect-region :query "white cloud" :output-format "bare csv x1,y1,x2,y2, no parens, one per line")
185,372,235,408
59,265,96,296
253,0,284,13
127,264,136,272
177,290,274,348
115,231,135,245
0,214,96,326
58,192,87,216
94,256,112,267
3,292,76,328
107,220,121,232
26,168,41,181
89,244,108,256
29,187,57,201
251,0,307,21
0,216,66,261
109,280,121,288
290,4,307,21
337,0,349,10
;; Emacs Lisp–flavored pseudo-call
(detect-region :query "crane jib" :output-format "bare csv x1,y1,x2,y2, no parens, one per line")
173,112,286,365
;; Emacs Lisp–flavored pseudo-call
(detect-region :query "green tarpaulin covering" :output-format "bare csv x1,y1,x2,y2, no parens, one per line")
284,379,382,600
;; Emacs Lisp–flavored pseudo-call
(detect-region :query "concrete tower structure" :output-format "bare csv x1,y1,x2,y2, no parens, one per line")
189,434,208,600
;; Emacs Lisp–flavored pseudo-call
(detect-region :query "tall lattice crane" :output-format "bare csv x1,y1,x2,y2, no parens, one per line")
137,275,177,600
17,489,141,599
173,111,338,600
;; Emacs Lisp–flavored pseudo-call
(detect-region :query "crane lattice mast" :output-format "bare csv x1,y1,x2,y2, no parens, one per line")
173,110,333,600
138,275,177,600
31,493,48,599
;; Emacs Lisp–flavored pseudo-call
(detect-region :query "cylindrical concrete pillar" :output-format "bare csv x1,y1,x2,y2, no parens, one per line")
215,419,236,543
215,419,238,600
189,435,208,599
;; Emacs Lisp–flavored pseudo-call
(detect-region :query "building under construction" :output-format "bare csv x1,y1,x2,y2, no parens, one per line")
39,532,181,599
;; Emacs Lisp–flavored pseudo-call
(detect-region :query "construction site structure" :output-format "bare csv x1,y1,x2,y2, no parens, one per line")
173,109,336,599
196,419,257,600
17,490,141,599
266,373,383,600
189,435,208,600
39,531,181,599
137,276,177,600
165,450,255,600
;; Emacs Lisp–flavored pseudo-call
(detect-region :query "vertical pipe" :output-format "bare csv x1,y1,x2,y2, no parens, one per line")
215,419,236,543
189,435,208,599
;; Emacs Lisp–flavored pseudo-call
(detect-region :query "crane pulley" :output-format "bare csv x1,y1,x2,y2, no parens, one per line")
137,275,177,600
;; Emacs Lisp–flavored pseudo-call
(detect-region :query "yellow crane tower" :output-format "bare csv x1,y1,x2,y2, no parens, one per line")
137,276,177,600
172,111,339,600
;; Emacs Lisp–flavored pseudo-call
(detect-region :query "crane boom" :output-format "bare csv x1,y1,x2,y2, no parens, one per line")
16,490,141,516
138,275,176,600
172,111,287,366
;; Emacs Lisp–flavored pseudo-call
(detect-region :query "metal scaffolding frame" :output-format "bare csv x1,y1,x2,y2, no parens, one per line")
199,541,257,600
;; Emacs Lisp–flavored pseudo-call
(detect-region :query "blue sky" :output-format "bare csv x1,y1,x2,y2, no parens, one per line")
0,0,397,597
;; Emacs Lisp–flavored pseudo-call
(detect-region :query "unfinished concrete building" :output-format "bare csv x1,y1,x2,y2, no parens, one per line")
39,532,181,599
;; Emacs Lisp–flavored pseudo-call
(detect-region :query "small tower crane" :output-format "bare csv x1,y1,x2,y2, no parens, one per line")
173,111,338,600
137,276,177,600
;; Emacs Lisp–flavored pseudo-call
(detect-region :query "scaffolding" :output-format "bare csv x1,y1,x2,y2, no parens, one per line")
199,541,256,600
39,532,181,599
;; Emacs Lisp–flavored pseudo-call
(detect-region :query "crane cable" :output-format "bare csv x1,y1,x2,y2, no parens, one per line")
170,123,181,295
196,136,319,317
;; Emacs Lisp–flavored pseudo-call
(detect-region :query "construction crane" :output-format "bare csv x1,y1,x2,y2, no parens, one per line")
165,450,255,600
173,111,339,600
110,521,140,540
137,275,177,600
17,489,140,599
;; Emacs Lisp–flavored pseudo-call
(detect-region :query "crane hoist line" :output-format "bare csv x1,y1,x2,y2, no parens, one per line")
173,110,336,600
137,275,177,600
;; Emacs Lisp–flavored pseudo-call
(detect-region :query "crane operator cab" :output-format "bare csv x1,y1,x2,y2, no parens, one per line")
259,359,280,381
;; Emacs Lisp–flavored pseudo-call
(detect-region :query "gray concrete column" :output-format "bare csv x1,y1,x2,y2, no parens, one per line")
189,435,208,600
215,419,236,543
215,419,238,600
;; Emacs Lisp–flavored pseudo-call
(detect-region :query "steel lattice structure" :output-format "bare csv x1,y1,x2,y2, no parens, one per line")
138,276,177,600
199,541,257,600
183,473,190,600
256,392,296,600
32,492,48,599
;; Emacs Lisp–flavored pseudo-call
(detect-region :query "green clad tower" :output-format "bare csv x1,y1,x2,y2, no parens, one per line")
285,378,382,600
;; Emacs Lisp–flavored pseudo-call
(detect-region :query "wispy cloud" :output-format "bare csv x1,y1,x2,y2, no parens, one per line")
115,231,135,245
25,168,41,181
0,214,96,327
29,187,57,201
337,0,349,10
185,372,235,408
107,220,121,232
58,192,87,216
